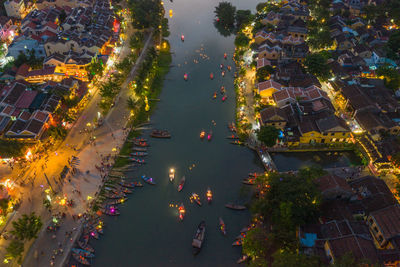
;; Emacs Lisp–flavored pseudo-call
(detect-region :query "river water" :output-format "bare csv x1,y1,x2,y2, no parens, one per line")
93,0,264,266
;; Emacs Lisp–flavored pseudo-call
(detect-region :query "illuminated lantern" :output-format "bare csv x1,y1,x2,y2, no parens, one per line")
113,19,120,33
169,9,173,18
144,96,150,111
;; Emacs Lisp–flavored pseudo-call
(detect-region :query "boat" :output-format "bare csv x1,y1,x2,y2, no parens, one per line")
72,252,90,265
207,131,212,141
181,34,185,42
236,233,246,240
222,95,227,102
133,141,149,147
191,193,202,206
169,168,175,182
227,65,231,71
210,72,214,80
72,248,95,258
107,197,128,205
77,241,94,253
219,217,226,235
213,92,217,99
206,187,212,203
220,64,223,69
224,53,227,59
232,239,243,246
178,203,185,221
240,226,250,233
242,178,255,185
119,181,135,188
178,176,185,192
248,172,263,178
104,208,120,216
184,73,188,81
237,255,249,264
150,129,171,138
88,229,99,239
222,71,225,77
192,221,206,255
142,175,156,185
200,130,205,139
133,181,143,187
104,192,126,199
226,134,238,139
131,158,145,164
121,188,132,194
220,86,225,94
132,137,147,142
132,147,147,152
130,152,148,157
230,140,244,146
225,203,246,210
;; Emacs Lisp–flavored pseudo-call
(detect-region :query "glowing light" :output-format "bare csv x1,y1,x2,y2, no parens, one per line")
46,195,51,201
87,196,92,201
25,149,33,161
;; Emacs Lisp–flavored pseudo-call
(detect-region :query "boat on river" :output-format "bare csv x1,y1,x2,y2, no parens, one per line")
248,172,263,177
150,129,171,138
184,73,188,81
132,147,147,152
178,203,185,221
178,176,185,192
219,217,226,235
192,221,206,255
213,92,217,99
72,252,90,265
169,168,175,182
133,141,149,147
226,134,238,139
242,177,256,185
132,137,147,142
222,71,225,77
225,203,246,210
222,95,227,102
224,53,227,59
133,181,143,187
104,192,126,199
232,239,243,246
220,86,225,94
206,187,212,203
121,188,132,194
78,241,94,253
131,158,145,164
191,193,202,206
130,152,147,157
237,255,249,264
72,248,95,258
107,197,128,205
200,130,205,139
119,181,135,188
207,131,212,141
142,175,156,185
104,207,120,216
230,140,244,146
210,72,214,79
181,34,185,42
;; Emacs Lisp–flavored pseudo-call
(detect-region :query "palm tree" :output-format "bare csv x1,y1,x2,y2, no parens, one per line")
127,97,138,111
5,240,24,263
11,212,43,241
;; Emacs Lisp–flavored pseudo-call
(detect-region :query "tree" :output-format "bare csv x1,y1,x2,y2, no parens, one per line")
129,31,144,50
376,65,400,91
87,57,104,79
48,125,68,140
304,52,331,81
130,0,164,29
256,65,275,82
235,9,252,30
214,2,236,27
234,32,250,48
5,240,24,263
0,41,6,58
242,228,271,266
391,151,400,167
11,212,42,241
272,250,320,267
256,125,279,147
127,97,139,111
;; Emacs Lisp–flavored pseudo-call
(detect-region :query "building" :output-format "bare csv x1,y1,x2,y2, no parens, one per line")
4,0,25,19
7,38,46,60
315,174,353,200
367,205,400,249
260,106,287,129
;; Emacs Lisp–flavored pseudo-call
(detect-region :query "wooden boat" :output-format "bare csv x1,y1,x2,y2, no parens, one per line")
224,53,227,59
77,241,94,253
132,138,147,142
232,239,243,246
225,203,246,210
119,181,135,188
192,221,206,255
133,141,149,147
228,122,237,132
219,217,226,235
210,72,214,79
132,147,147,152
178,176,185,192
169,168,175,182
107,197,128,205
226,134,238,139
150,130,171,138
181,34,185,42
206,187,212,203
88,229,99,239
108,174,125,179
207,131,212,141
178,203,185,221
222,71,225,77
72,248,94,258
121,188,132,194
131,157,145,164
248,172,263,178
130,152,148,157
222,95,227,102
184,73,188,81
242,178,255,185
133,181,143,187
104,192,126,199
213,92,217,99
236,233,246,239
237,255,249,264
240,226,250,233
230,140,244,146
200,130,205,139
72,252,90,265
104,209,120,216
191,193,202,206
142,175,156,185
220,64,223,69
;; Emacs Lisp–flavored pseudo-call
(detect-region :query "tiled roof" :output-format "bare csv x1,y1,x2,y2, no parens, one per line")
327,235,378,263
15,90,38,109
316,174,352,194
258,80,282,92
370,205,400,240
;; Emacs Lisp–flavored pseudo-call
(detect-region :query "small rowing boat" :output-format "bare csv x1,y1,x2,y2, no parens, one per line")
237,255,249,264
226,134,238,139
184,73,188,81
169,168,175,182
178,176,185,192
132,137,147,142
225,203,246,210
133,141,149,147
107,197,128,205
191,193,202,206
72,248,94,258
213,92,217,99
130,152,148,157
221,71,225,77
142,175,156,185
131,157,145,164
121,188,132,194
200,130,206,139
220,86,225,94
242,178,256,185
232,239,243,246
78,241,94,253
228,122,236,132
219,217,226,235
248,172,263,178
206,187,212,203
224,53,227,59
230,140,244,146
181,34,185,42
119,181,135,188
222,95,227,102
150,129,171,138
133,181,143,187
132,147,147,152
210,72,214,80
72,252,90,265
192,221,206,255
207,131,212,141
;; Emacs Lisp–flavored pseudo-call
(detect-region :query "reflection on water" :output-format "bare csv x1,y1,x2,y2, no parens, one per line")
271,151,362,172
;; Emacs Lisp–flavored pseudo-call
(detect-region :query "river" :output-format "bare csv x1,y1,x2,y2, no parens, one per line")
93,0,264,266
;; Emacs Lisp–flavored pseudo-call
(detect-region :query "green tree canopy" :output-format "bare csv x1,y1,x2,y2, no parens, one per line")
376,65,400,91
130,31,144,50
256,65,275,82
234,32,251,48
304,52,331,81
5,240,24,263
235,9,252,30
242,228,271,265
11,212,42,241
256,125,279,147
386,30,400,60
272,250,320,267
214,2,236,27
129,0,164,29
